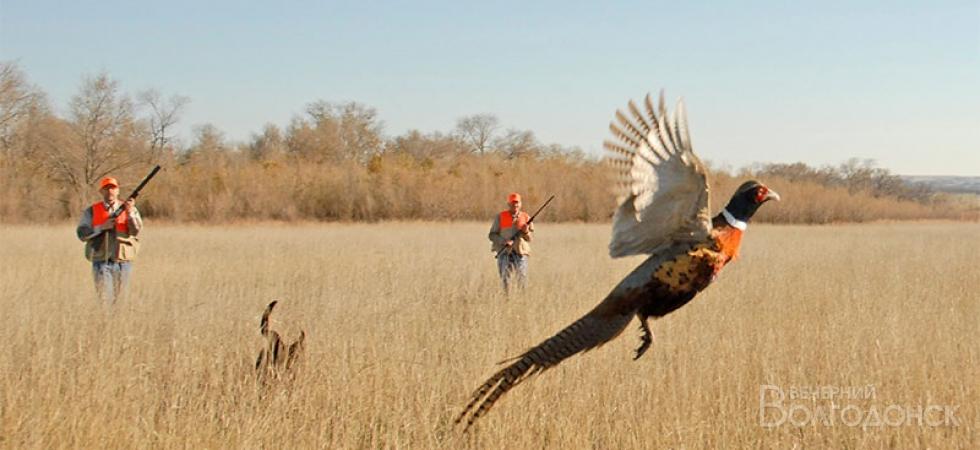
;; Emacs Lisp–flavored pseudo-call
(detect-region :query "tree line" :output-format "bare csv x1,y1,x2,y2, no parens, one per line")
1,62,974,224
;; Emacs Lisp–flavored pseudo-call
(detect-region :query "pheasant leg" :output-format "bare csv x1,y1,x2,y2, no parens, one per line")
633,314,654,360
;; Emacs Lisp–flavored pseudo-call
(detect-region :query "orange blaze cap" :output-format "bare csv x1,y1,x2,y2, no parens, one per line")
99,177,119,189
507,193,521,204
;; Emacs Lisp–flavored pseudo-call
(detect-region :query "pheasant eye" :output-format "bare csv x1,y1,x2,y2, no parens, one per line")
755,186,768,203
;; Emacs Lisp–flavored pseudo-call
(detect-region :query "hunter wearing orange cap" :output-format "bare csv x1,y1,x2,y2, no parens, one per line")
75,175,143,304
488,192,534,292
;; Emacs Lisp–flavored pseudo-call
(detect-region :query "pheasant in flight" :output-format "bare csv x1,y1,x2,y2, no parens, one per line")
456,91,780,429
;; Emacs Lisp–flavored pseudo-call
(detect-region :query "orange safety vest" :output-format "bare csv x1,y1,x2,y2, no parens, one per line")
91,201,129,233
499,210,529,230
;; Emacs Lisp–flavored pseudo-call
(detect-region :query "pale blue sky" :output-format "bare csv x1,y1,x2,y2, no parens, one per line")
2,0,978,175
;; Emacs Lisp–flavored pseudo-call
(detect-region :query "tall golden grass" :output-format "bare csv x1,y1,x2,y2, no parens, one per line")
0,222,977,448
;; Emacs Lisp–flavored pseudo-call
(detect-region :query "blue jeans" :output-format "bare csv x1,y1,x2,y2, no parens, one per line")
92,260,132,304
497,252,528,292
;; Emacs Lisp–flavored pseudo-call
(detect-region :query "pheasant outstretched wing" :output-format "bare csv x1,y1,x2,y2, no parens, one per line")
605,92,711,258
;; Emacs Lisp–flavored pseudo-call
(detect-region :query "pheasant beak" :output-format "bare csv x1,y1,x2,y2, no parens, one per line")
765,189,781,202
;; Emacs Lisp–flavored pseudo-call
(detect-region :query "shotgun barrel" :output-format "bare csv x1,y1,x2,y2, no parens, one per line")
109,165,161,219
83,165,161,241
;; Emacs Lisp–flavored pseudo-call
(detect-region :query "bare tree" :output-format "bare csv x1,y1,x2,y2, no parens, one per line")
67,74,148,186
247,123,287,161
139,89,189,157
0,61,45,153
292,100,384,164
455,113,499,155
286,116,333,163
495,128,539,159
22,73,151,210
183,123,228,164
335,102,384,164
387,129,464,162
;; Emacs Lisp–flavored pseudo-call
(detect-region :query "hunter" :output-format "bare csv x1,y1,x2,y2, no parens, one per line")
488,192,534,292
75,176,143,304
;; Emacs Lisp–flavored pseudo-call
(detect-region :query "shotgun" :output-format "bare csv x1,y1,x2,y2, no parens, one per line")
495,194,555,259
83,165,161,241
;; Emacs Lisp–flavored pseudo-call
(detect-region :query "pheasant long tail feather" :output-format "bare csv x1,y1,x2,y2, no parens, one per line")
455,312,634,430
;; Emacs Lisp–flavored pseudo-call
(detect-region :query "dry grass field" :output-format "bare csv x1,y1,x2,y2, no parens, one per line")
0,222,977,449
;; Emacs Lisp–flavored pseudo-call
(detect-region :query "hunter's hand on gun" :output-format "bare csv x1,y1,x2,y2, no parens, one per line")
494,195,554,259
506,224,532,248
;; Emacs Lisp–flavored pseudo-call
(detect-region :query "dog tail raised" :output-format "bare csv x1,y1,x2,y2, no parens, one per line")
260,300,277,337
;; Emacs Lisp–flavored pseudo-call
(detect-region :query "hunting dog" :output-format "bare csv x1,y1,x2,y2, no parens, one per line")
255,300,305,379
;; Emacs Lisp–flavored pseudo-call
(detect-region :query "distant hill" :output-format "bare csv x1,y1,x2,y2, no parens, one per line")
903,176,980,195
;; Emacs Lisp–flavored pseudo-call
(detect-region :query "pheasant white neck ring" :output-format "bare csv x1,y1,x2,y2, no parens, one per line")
722,208,748,231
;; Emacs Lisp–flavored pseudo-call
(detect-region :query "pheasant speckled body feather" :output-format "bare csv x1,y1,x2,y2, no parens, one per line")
456,91,780,430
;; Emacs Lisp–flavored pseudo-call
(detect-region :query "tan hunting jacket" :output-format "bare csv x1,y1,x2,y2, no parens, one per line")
488,211,534,256
76,201,143,262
